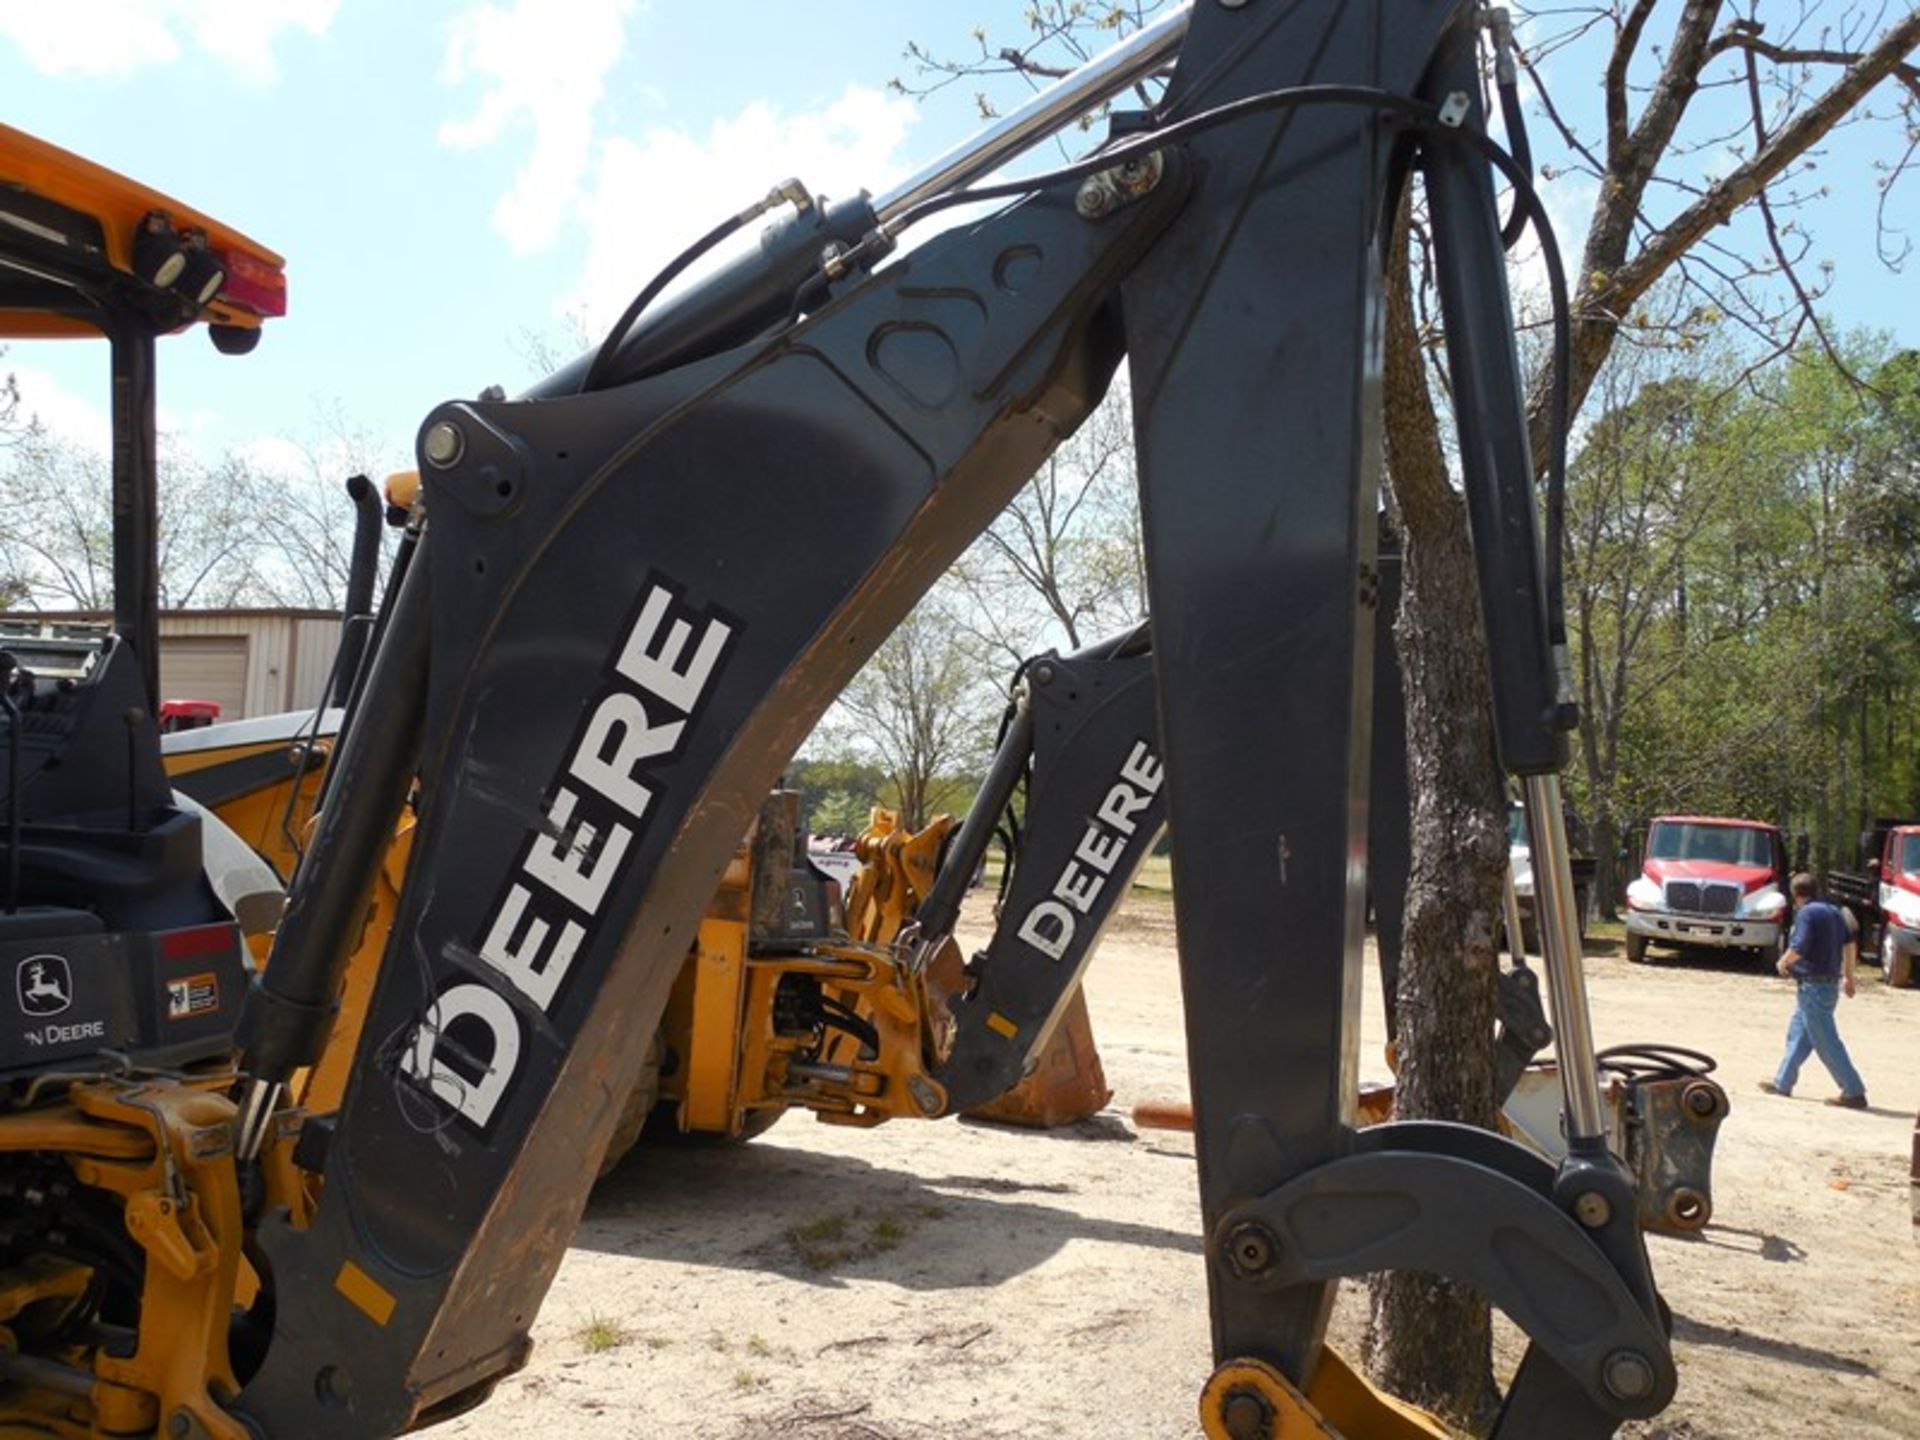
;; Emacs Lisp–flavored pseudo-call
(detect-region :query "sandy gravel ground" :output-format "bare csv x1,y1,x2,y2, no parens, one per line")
441,896,1919,1439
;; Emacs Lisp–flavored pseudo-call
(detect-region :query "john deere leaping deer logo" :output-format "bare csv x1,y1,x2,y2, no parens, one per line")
17,955,72,1018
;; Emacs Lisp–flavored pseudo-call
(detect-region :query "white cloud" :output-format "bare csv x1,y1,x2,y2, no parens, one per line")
1508,166,1595,330
8,365,112,450
8,361,244,462
439,0,638,256
0,0,338,85
568,84,920,331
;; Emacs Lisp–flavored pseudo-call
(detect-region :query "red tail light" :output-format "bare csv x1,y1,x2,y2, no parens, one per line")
159,922,239,961
214,246,286,318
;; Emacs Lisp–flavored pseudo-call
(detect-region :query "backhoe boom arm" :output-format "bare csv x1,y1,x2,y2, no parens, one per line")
223,5,1670,1435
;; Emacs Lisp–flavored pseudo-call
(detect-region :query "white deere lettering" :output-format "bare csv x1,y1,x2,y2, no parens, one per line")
403,580,735,1129
570,691,680,819
1017,740,1164,962
478,883,585,1012
1016,901,1075,962
616,586,732,711
400,984,520,1128
521,788,631,915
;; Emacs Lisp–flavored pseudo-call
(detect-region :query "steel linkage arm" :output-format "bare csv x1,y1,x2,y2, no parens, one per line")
925,624,1166,1114
1117,1,1669,1434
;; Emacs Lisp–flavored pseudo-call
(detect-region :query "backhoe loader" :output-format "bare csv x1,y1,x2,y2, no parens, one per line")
161,584,1129,1157
0,4,1684,1436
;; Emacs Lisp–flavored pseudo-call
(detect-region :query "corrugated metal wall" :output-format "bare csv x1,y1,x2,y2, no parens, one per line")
292,616,344,710
9,610,343,720
159,612,343,716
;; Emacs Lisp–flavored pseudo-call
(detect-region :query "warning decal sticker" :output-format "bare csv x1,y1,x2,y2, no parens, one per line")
167,972,221,1021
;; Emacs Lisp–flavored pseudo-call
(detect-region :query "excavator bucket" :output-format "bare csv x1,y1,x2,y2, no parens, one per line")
963,983,1113,1128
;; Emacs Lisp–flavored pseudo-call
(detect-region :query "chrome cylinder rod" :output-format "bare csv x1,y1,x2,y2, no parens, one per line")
871,2,1193,225
1502,850,1529,966
1523,771,1606,1143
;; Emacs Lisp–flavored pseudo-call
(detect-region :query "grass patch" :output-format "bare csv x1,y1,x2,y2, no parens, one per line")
576,1313,627,1353
1130,852,1174,895
790,1213,848,1244
733,1368,765,1391
786,1205,932,1272
746,1335,772,1357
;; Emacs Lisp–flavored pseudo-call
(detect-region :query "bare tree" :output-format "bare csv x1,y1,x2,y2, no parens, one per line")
238,399,408,609
830,599,997,830
948,385,1144,666
0,352,21,444
0,394,403,618
0,430,264,610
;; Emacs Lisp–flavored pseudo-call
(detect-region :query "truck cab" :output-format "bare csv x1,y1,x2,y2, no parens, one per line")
1508,798,1594,949
1624,815,1790,966
1871,824,1920,985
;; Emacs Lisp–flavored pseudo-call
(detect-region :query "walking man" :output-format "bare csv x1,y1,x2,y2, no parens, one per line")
1761,873,1868,1108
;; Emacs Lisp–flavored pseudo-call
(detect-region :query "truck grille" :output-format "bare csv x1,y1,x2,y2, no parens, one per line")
1665,880,1741,916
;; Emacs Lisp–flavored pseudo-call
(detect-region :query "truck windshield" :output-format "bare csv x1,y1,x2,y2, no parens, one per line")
1647,821,1770,867
1898,833,1920,877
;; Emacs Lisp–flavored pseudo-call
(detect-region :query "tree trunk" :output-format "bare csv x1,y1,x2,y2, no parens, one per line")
1592,809,1622,923
1364,498,1507,1432
1364,216,1506,1432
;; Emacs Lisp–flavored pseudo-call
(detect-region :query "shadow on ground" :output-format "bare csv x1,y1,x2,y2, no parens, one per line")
1671,1312,1875,1377
581,1128,1200,1291
1665,1222,1806,1264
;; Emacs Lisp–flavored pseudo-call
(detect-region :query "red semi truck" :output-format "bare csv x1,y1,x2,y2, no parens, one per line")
1624,815,1792,966
1828,819,1920,988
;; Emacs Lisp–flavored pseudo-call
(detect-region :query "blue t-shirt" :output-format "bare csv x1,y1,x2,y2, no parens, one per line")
1787,900,1848,980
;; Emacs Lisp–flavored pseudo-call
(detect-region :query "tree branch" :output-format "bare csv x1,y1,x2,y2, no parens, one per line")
1606,7,1920,320
1607,0,1665,168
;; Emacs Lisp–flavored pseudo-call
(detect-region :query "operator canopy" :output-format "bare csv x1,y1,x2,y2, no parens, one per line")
0,121,285,349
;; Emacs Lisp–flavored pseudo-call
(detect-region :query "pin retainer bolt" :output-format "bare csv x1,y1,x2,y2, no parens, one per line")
423,421,465,469
1603,1349,1656,1402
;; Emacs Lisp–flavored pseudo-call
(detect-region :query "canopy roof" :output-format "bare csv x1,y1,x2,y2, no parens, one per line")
0,121,284,340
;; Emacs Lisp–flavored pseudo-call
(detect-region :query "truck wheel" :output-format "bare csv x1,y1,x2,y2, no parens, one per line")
596,1030,664,1179
1625,931,1648,964
1887,930,1915,989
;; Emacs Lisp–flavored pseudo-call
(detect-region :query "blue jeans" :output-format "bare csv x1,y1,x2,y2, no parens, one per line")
1774,979,1866,1098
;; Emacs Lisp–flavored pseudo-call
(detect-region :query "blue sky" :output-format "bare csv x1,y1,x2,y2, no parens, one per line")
3,1,1916,480
1,2,1013,470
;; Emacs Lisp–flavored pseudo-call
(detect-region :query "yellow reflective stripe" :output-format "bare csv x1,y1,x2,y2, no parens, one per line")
335,1260,396,1326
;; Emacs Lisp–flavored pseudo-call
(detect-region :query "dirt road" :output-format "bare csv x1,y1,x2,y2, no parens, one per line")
444,897,1919,1438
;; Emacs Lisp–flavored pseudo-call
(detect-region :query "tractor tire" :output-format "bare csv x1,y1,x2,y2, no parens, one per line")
1625,931,1648,965
647,1099,787,1147
596,1030,664,1179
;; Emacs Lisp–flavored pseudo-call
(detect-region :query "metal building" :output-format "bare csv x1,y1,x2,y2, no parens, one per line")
2,609,342,721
